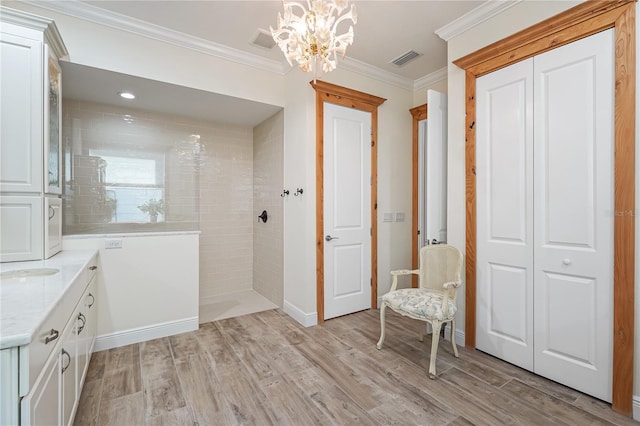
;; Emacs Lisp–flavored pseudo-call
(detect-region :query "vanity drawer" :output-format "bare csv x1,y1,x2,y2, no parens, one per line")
20,300,67,396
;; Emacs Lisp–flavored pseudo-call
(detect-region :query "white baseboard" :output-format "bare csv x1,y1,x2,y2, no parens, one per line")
93,316,199,352
283,300,317,327
633,395,640,421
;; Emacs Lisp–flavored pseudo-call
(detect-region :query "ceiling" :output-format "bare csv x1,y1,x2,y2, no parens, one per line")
81,0,481,81
54,1,486,126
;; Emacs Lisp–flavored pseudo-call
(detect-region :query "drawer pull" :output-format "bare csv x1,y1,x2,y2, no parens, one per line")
88,293,95,308
61,349,71,373
48,205,55,220
77,312,86,334
44,329,59,344
89,266,97,271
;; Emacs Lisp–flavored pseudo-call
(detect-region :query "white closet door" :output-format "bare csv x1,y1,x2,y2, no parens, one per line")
476,58,534,370
533,29,614,402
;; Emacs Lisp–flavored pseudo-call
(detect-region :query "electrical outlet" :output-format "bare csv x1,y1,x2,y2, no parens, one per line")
105,239,123,249
395,212,405,222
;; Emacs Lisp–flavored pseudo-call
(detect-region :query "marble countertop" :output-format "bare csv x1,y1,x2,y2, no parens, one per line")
0,250,97,349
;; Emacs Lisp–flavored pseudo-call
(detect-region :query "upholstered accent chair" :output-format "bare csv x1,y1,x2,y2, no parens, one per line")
377,244,463,379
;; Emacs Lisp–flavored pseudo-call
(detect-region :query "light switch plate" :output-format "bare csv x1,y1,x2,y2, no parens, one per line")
383,213,393,222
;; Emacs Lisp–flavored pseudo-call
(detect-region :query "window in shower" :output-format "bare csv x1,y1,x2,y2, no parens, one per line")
62,99,201,234
89,150,165,223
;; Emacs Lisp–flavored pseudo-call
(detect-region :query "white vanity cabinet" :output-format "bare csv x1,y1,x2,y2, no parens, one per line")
0,7,68,262
19,351,61,426
0,251,99,426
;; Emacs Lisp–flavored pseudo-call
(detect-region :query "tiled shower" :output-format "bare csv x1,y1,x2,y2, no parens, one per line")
62,99,284,320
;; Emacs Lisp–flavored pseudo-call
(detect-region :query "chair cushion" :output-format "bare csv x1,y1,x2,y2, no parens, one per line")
382,288,457,321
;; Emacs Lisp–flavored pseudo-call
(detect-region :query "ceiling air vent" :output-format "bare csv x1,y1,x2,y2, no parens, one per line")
251,29,276,50
390,50,422,67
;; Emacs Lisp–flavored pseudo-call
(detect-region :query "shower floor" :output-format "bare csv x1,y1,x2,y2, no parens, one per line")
199,289,278,324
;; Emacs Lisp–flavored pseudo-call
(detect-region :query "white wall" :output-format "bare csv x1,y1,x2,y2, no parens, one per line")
62,233,199,350
8,1,425,332
3,1,286,108
413,77,448,107
281,68,415,324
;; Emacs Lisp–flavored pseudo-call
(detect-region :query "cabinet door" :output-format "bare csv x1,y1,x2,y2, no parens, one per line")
20,354,61,426
44,48,62,195
0,33,43,193
60,323,77,426
0,196,43,262
44,197,62,259
76,277,97,387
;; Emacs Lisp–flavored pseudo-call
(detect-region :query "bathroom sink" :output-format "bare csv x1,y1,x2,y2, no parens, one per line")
0,268,60,280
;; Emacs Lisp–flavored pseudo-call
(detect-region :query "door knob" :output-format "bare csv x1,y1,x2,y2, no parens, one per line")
325,235,339,242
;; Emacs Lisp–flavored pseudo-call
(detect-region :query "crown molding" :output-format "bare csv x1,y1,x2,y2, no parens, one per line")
435,0,523,42
341,56,414,91
20,0,287,74
19,0,434,90
413,67,447,91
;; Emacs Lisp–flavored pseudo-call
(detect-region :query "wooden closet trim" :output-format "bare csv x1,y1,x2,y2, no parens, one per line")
454,0,635,414
410,104,428,288
311,80,386,323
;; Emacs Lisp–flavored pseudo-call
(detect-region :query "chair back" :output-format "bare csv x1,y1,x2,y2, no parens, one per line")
418,244,463,294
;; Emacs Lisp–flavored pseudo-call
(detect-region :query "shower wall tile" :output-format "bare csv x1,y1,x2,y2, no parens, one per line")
253,111,284,307
199,123,254,300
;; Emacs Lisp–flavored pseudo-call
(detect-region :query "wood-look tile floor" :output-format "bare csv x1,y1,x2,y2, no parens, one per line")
74,309,637,426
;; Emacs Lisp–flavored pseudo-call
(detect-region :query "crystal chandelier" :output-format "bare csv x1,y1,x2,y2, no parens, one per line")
271,0,357,78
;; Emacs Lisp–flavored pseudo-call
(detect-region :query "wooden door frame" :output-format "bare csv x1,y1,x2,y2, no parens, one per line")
453,0,635,414
410,104,427,288
311,80,386,323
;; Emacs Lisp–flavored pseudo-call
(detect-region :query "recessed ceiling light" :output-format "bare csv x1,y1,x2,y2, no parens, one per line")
118,91,135,100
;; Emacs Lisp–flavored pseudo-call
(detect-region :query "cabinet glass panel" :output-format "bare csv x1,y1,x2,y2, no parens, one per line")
46,56,62,194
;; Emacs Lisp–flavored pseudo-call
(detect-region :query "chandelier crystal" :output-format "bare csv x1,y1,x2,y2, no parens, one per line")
271,0,357,77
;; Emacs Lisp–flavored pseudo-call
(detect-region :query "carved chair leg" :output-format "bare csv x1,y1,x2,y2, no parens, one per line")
429,321,442,379
376,303,387,350
450,318,459,358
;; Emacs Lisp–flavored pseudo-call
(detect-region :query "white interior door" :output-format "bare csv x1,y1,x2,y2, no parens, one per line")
476,58,535,371
323,102,372,320
476,29,614,402
424,90,448,245
418,119,427,249
532,29,614,402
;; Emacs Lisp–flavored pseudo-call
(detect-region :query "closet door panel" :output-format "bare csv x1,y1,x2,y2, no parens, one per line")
476,58,534,370
533,29,614,402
